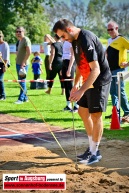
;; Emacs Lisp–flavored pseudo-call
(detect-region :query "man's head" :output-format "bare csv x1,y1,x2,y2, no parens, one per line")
107,20,119,38
53,19,76,42
15,26,25,40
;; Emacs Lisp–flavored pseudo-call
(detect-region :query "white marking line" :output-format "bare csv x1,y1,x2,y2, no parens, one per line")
0,134,24,138
0,126,54,143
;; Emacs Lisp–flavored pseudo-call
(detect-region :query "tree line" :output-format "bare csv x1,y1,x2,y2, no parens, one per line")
0,0,129,44
46,0,129,39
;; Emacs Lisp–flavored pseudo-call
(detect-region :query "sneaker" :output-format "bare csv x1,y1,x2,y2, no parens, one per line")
0,97,6,101
79,151,91,164
14,100,23,104
63,106,72,111
86,154,99,165
71,106,78,113
96,150,102,160
78,148,102,161
77,147,90,160
105,114,112,119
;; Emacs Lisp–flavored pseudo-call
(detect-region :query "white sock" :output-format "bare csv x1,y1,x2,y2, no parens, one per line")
74,102,79,108
91,141,100,156
88,136,92,152
67,101,72,108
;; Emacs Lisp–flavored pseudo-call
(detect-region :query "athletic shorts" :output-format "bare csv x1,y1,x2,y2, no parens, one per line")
77,83,111,113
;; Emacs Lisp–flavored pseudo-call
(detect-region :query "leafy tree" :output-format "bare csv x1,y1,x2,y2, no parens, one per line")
13,1,51,43
0,0,56,43
104,2,129,37
45,0,87,28
0,0,17,38
86,0,107,37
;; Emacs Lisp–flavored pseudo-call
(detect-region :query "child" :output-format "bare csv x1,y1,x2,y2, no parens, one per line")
31,51,42,64
32,52,43,80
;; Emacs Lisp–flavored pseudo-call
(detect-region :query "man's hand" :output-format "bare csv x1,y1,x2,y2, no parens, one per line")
69,88,84,102
69,85,83,102
120,62,129,68
21,62,26,68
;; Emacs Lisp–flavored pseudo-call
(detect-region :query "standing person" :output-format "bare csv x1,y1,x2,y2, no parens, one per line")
45,34,65,95
14,26,31,104
106,20,129,123
43,34,55,80
53,19,112,165
32,55,43,80
0,31,10,100
31,51,43,65
62,41,78,112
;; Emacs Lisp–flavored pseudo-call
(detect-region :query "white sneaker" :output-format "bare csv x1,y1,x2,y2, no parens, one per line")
14,100,23,104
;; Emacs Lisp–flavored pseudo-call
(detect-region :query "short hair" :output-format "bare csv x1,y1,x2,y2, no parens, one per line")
53,19,74,33
34,51,40,56
16,26,25,32
107,20,118,28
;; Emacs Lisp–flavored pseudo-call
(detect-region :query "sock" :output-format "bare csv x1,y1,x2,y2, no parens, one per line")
91,141,100,156
74,102,79,108
67,101,72,109
88,136,92,152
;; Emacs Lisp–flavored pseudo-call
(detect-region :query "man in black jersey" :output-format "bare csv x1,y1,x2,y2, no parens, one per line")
53,19,112,165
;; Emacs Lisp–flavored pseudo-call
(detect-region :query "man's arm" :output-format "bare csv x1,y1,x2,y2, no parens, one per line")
74,66,81,87
21,46,31,68
80,60,100,92
69,66,82,98
67,47,75,76
70,60,100,102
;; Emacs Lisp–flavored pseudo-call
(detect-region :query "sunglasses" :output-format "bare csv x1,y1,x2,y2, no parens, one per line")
0,36,2,38
107,28,115,32
16,31,22,33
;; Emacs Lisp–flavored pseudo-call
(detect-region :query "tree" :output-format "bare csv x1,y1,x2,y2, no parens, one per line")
86,0,107,37
104,2,129,37
0,0,56,43
45,0,87,28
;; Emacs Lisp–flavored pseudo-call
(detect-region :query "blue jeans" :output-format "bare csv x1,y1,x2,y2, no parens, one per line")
16,64,29,101
0,72,5,98
110,68,129,116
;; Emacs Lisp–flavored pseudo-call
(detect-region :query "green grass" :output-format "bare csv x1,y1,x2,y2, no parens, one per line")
99,38,108,45
1,53,129,141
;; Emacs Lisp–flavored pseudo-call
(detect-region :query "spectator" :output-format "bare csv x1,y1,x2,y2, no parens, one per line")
31,51,42,65
0,31,10,100
106,20,129,123
14,26,31,104
32,55,43,80
45,34,65,95
43,34,55,80
53,19,112,165
62,41,78,112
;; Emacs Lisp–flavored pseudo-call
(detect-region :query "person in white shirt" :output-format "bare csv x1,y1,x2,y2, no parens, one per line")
62,41,78,112
43,34,55,80
0,30,10,100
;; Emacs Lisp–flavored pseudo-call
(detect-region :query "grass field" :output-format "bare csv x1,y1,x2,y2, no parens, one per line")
1,53,129,141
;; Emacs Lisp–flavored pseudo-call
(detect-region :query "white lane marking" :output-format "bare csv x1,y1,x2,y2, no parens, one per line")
0,126,54,143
